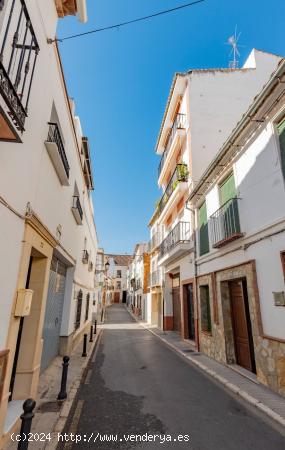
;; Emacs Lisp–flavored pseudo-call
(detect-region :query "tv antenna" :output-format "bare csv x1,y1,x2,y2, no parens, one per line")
227,26,241,69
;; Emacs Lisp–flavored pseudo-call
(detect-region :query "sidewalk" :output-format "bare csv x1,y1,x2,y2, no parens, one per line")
4,329,101,450
127,307,285,429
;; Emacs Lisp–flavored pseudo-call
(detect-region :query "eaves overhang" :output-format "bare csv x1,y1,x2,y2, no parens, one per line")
188,58,285,205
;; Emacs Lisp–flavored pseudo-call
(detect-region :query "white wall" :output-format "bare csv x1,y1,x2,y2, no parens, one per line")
197,108,285,339
0,0,98,346
189,50,281,183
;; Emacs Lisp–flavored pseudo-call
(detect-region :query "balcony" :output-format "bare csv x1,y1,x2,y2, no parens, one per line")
156,164,189,220
158,221,194,266
158,113,187,181
150,270,162,288
81,137,94,190
210,198,243,248
82,250,89,264
0,0,39,140
150,231,161,252
45,123,70,185
71,195,83,225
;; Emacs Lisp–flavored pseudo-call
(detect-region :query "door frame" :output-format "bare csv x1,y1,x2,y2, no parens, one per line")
229,277,256,373
182,278,198,344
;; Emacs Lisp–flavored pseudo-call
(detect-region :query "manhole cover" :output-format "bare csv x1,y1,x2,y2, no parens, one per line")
38,401,61,413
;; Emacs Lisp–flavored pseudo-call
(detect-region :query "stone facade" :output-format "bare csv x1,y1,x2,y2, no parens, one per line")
197,261,285,396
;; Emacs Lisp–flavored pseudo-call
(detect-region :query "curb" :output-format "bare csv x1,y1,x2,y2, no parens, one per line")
126,307,285,429
45,329,102,450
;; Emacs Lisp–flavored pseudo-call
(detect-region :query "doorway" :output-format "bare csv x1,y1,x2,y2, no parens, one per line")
41,257,66,372
9,256,33,400
184,283,195,340
122,291,127,303
229,279,256,373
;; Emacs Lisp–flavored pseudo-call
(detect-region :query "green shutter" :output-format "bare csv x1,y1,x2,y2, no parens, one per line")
219,172,236,204
278,119,285,178
219,172,240,237
199,201,209,256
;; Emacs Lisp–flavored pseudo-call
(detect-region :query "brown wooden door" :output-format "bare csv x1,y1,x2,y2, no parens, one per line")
229,279,255,372
173,287,181,332
114,292,120,303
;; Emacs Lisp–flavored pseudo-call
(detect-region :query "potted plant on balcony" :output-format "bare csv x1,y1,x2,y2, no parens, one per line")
177,164,189,181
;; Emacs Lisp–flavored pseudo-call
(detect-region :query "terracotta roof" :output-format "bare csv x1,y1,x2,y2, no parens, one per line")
105,254,133,266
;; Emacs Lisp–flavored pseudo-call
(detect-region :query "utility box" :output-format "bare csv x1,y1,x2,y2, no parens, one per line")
273,291,285,307
14,289,34,316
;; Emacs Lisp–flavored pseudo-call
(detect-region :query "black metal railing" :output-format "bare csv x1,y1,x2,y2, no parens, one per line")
72,195,83,221
47,122,70,178
82,250,89,264
156,164,188,217
159,221,192,258
210,197,242,248
158,114,186,177
0,0,39,132
150,231,161,252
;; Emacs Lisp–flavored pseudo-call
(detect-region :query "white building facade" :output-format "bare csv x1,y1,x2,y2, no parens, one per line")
189,59,285,395
0,0,100,443
150,49,282,342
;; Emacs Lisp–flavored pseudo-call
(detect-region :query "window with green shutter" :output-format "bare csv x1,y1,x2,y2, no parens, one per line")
198,201,209,256
219,172,240,238
219,172,237,204
200,285,212,333
277,118,285,178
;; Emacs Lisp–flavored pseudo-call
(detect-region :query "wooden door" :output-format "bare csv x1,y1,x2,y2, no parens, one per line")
173,287,181,332
185,284,195,340
229,279,255,372
114,292,120,303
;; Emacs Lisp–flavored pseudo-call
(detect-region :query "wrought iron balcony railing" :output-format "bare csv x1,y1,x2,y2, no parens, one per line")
72,195,83,222
150,270,162,287
156,164,188,217
0,0,40,132
82,250,89,264
150,231,161,252
158,114,186,177
210,197,243,248
159,221,191,258
47,122,70,177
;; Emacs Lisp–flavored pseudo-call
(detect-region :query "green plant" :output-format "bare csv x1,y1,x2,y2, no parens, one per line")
172,180,179,191
177,164,189,181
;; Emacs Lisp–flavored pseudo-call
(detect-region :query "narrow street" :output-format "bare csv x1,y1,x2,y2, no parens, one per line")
58,304,285,450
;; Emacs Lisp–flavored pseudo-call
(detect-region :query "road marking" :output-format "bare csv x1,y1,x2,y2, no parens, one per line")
63,399,84,449
85,369,92,385
91,330,103,363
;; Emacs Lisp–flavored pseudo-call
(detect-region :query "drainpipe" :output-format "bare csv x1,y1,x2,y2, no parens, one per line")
76,0,88,23
186,202,200,352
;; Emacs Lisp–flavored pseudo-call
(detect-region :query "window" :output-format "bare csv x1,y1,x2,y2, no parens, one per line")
117,270,122,278
85,293,90,321
75,290,83,330
200,285,212,333
198,201,209,256
277,118,285,178
172,274,180,288
116,281,121,290
219,172,237,204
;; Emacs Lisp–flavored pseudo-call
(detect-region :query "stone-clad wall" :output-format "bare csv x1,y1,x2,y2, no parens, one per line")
197,261,285,396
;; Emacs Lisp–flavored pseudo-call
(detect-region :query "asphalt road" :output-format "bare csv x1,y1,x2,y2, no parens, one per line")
58,304,285,450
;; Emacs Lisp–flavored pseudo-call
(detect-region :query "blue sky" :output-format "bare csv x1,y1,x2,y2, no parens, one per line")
58,0,285,254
